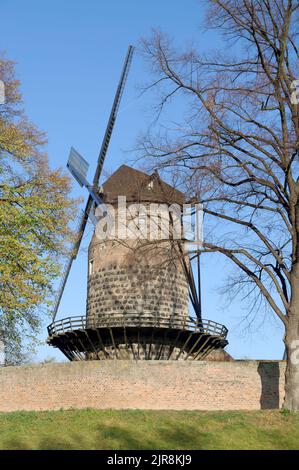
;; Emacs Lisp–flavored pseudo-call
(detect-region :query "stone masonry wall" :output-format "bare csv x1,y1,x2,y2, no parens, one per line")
87,265,189,321
0,361,285,412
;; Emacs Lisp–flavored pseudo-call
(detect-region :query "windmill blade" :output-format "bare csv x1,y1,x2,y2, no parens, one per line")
67,44,134,261
67,147,89,188
52,45,134,322
93,44,134,186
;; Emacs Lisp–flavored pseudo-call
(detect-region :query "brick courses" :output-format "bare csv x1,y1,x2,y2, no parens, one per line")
0,360,285,412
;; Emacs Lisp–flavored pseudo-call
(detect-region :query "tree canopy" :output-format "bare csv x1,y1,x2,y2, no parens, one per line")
0,57,77,362
140,0,299,409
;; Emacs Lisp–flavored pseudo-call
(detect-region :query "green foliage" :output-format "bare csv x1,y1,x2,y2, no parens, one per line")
0,409,298,450
0,56,78,358
280,407,292,416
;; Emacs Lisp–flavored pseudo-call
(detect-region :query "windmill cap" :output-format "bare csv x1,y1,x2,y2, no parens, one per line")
101,164,185,205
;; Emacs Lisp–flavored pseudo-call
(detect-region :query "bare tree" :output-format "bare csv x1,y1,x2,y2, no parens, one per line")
139,0,299,410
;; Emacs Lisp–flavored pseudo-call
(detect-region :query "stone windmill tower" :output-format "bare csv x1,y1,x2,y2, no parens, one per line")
86,165,190,359
47,47,228,360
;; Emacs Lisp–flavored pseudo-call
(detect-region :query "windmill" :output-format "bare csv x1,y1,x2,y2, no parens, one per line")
47,46,228,361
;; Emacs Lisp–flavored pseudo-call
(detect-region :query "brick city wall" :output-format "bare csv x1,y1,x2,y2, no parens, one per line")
0,360,285,412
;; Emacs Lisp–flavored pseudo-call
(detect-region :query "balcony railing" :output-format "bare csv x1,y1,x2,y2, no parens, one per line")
47,313,228,339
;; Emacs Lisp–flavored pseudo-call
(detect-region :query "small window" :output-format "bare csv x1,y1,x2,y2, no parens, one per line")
89,259,94,275
147,180,154,190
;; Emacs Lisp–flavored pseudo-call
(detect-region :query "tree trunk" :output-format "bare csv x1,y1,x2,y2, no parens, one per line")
284,268,299,411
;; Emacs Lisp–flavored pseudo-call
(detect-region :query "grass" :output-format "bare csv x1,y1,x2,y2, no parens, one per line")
0,409,298,450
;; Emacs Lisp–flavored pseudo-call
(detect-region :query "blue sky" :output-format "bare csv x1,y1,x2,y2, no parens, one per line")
1,0,284,361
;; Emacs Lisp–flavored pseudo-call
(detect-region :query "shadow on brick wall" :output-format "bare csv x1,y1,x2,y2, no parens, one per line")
257,361,280,409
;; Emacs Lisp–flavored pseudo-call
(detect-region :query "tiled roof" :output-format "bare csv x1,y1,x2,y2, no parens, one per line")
101,165,185,205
